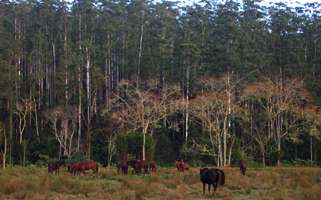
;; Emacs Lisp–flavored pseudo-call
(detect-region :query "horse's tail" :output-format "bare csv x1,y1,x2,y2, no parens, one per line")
220,170,225,185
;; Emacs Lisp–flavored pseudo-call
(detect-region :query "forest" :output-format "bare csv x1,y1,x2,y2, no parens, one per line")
1,0,321,168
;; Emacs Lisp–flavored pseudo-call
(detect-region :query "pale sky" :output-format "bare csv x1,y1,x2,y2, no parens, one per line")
178,0,320,6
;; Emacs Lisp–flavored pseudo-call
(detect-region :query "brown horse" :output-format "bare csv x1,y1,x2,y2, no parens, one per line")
175,160,189,172
127,159,149,174
239,160,246,175
68,161,98,175
149,161,157,173
117,160,129,174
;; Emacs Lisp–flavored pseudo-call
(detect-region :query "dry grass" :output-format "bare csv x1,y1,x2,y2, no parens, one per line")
0,166,320,200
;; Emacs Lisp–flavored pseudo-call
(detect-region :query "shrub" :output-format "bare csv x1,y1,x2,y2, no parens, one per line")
116,132,155,160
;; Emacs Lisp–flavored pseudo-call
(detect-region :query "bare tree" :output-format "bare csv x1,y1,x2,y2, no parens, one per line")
190,90,235,167
114,80,179,160
243,78,305,166
14,98,35,144
45,106,78,158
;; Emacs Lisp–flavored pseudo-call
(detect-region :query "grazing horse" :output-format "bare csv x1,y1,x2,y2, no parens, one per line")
175,160,189,172
127,160,149,174
117,160,129,174
48,160,65,175
200,168,225,194
140,160,149,174
149,161,157,173
127,159,141,174
68,161,98,175
239,160,246,175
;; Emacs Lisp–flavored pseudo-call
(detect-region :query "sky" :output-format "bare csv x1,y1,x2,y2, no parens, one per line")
178,0,320,6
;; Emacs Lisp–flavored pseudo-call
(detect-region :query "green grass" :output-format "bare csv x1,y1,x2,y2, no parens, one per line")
0,166,320,199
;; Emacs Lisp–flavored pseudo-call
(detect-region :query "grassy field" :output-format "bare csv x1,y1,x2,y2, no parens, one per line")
0,166,320,200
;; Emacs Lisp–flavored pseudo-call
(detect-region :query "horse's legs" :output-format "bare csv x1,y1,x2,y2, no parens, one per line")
208,184,211,193
213,183,217,192
203,183,206,194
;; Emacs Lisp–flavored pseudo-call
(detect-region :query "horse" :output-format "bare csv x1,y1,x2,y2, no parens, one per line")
117,160,129,174
48,159,65,175
200,168,225,195
68,160,98,175
175,160,189,172
239,160,246,175
127,159,149,174
212,168,225,185
149,161,157,173
140,160,149,174
127,159,141,174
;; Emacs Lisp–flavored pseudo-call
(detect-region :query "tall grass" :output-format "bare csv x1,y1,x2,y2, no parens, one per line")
0,166,320,199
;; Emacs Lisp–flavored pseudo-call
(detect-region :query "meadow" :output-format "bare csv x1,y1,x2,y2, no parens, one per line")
0,166,320,200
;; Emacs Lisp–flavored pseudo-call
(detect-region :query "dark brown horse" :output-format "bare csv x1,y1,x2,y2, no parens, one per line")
239,160,246,175
68,161,98,175
48,160,65,175
149,161,157,173
200,168,225,194
127,159,149,174
175,160,189,172
117,160,129,174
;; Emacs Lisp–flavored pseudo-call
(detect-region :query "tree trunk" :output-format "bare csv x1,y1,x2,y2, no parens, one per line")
218,133,222,167
77,13,82,153
3,129,7,168
310,136,313,164
142,132,146,161
260,144,266,167
228,137,234,166
107,134,115,167
35,106,39,139
137,10,145,86
9,100,13,165
85,47,91,158
277,136,281,167
64,12,69,104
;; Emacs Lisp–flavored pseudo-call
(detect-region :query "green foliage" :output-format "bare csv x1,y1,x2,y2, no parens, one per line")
306,79,321,105
116,132,154,160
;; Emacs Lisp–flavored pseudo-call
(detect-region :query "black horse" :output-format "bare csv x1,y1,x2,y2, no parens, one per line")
48,159,66,175
200,168,225,194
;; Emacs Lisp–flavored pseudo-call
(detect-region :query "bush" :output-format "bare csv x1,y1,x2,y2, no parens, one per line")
116,132,155,160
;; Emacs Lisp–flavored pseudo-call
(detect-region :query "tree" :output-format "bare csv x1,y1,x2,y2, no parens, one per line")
44,106,78,158
243,78,306,166
114,80,178,160
190,76,240,166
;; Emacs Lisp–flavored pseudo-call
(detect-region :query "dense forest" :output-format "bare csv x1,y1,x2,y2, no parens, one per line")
1,0,321,168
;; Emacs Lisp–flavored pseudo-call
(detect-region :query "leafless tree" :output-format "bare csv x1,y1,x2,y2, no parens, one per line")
44,106,78,158
114,80,179,160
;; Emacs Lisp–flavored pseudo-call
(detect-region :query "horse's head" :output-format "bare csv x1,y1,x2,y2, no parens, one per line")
200,167,209,175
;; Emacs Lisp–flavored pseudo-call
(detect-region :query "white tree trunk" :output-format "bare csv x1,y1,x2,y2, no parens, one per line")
77,13,82,152
2,131,7,168
137,10,145,86
86,47,91,158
